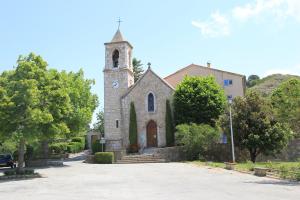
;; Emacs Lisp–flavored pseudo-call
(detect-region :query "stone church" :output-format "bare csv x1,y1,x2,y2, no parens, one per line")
103,29,246,152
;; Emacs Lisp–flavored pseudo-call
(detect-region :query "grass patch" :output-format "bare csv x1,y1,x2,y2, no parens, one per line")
190,161,300,181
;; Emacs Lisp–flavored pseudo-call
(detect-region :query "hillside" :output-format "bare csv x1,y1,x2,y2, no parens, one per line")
249,74,300,96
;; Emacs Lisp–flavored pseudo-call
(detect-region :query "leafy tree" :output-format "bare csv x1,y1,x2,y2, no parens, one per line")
129,102,138,151
93,109,104,134
61,69,98,138
271,78,300,137
247,74,260,87
176,123,219,160
173,76,226,126
0,53,98,169
220,91,293,163
38,69,72,158
132,58,144,82
165,99,174,146
0,139,17,154
0,53,53,170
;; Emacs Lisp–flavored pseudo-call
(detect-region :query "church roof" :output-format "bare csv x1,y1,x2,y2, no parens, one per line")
111,29,125,42
104,29,133,48
121,67,175,99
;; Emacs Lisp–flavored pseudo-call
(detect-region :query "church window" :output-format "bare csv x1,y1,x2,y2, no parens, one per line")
112,50,119,68
116,120,119,128
148,93,155,112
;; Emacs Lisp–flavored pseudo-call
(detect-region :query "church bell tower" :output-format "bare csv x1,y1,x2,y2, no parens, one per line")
103,29,134,150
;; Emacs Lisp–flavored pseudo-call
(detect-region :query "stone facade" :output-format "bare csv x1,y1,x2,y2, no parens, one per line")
103,30,134,150
121,69,174,148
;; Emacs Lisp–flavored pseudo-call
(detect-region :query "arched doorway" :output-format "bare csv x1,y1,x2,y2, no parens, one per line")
147,120,157,147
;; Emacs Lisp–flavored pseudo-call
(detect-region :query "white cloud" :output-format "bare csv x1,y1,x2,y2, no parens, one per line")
286,0,300,21
191,11,230,38
232,0,300,22
192,0,300,38
264,65,300,76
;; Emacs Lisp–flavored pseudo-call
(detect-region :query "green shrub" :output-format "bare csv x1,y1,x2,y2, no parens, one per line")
71,137,85,149
24,168,35,175
92,139,105,154
129,102,138,152
4,170,16,176
295,171,300,181
49,142,68,154
165,99,175,146
94,152,114,164
67,142,82,153
176,123,220,160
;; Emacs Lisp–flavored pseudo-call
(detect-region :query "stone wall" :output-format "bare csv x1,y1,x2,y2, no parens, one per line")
256,139,300,162
205,139,300,162
150,146,186,162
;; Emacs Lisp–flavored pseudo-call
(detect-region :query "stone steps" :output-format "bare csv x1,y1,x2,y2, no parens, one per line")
116,154,166,164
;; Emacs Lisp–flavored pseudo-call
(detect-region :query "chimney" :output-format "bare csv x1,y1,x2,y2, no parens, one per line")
207,62,211,68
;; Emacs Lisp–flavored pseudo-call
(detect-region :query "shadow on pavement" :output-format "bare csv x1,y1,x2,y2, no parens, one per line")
244,180,300,186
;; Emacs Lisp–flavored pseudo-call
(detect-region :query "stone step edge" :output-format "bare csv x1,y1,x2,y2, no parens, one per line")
117,159,166,161
116,161,166,164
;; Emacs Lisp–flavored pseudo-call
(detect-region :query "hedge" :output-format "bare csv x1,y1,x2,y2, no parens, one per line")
94,152,114,164
71,137,85,149
49,142,68,154
92,139,105,154
67,142,82,153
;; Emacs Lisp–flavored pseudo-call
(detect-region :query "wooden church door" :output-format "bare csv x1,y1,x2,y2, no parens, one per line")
147,120,157,147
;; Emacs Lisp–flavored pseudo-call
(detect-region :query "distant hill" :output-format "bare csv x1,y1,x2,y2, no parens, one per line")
248,74,300,97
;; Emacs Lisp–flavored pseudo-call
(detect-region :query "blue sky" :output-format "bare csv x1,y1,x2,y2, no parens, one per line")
1,0,300,124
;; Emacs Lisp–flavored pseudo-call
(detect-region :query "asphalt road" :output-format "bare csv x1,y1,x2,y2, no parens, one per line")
0,161,299,200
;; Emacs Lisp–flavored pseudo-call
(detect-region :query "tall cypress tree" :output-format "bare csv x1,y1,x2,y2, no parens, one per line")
165,99,175,146
129,102,138,147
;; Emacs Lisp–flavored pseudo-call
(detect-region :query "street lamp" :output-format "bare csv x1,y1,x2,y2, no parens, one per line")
228,98,235,163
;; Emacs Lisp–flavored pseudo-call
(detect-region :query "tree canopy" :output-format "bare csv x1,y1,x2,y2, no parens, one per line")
132,58,144,82
246,74,260,87
173,76,226,126
0,53,98,169
271,78,300,137
93,109,104,134
220,91,293,162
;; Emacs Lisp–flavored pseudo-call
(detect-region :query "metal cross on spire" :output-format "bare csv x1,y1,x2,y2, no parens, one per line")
117,17,122,30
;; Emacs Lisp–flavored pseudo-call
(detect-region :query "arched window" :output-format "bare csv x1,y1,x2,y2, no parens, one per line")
112,50,119,68
148,93,155,112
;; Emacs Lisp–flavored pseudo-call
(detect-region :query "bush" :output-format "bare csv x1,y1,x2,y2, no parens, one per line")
71,137,85,149
67,142,82,153
176,123,220,160
4,170,16,176
92,139,105,154
49,142,68,154
24,168,35,175
94,152,114,164
4,168,34,176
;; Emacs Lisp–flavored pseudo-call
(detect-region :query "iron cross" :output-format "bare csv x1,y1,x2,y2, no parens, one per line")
117,17,122,30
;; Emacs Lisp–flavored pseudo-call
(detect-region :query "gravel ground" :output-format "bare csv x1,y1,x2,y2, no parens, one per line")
0,160,299,200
